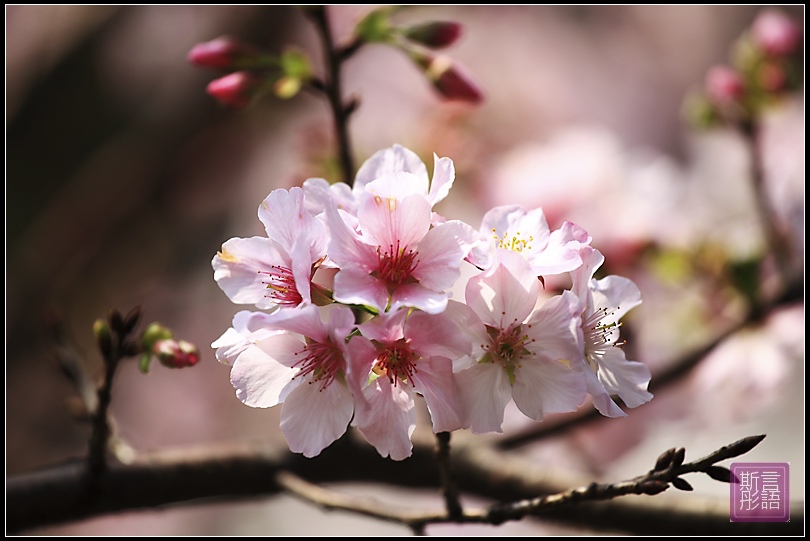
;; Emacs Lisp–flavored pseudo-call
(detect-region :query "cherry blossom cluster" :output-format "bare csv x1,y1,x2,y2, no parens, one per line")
212,145,652,460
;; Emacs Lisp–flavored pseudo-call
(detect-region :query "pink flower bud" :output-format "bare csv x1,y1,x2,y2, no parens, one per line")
418,54,484,103
206,71,264,108
188,36,259,70
153,339,200,369
751,9,802,57
403,21,463,49
705,65,745,104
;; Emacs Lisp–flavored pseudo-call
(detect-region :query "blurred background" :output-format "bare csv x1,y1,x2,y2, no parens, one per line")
6,5,804,535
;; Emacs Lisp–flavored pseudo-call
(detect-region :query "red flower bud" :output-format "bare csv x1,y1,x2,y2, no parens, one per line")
705,65,745,104
206,71,265,108
417,54,484,103
153,339,200,369
751,9,802,57
188,36,259,70
403,21,463,49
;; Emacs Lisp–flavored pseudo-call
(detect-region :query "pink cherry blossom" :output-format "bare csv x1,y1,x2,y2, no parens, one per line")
303,144,456,223
348,307,471,460
213,187,331,310
212,305,364,457
454,251,587,433
468,204,590,276
570,245,652,417
325,180,477,315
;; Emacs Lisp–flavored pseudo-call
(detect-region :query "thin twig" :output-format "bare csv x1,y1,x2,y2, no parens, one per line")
306,6,356,185
435,431,463,520
740,120,795,283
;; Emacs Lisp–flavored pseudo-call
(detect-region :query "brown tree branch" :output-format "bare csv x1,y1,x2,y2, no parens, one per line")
305,6,356,185
7,431,802,535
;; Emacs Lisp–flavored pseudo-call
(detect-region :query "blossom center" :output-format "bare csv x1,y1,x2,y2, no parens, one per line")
582,306,622,371
479,322,536,385
292,340,344,391
492,228,534,254
374,241,419,287
259,265,303,306
373,340,419,387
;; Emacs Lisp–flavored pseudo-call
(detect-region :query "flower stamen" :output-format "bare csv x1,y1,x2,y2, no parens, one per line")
373,340,419,387
259,265,303,306
292,341,344,391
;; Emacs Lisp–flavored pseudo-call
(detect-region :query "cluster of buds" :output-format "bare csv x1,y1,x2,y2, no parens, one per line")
139,322,200,371
353,7,483,103
687,8,803,128
188,36,313,108
212,145,652,460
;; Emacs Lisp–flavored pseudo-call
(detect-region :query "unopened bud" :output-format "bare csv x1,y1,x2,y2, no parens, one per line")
705,65,746,104
108,308,124,333
188,36,260,70
207,71,266,108
403,21,463,49
751,9,802,57
154,339,201,369
93,319,113,359
122,306,142,334
414,53,484,103
141,322,174,352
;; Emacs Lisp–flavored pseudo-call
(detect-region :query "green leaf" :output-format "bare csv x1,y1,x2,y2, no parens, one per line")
355,9,394,43
139,352,152,374
280,49,312,80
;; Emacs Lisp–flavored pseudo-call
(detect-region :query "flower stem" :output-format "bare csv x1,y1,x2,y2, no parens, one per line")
740,120,793,284
307,6,357,186
435,431,463,520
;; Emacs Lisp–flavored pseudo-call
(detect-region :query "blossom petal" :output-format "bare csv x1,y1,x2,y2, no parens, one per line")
596,347,653,409
512,357,585,420
353,378,416,461
302,177,356,216
412,220,478,292
570,245,605,303
357,191,431,250
591,275,642,322
455,363,513,434
229,334,300,407
404,309,472,359
333,269,390,314
343,334,379,403
279,379,354,457
584,365,627,418
325,202,378,270
389,282,448,315
354,144,428,195
524,290,583,362
212,236,288,309
258,187,325,255
427,154,455,207
357,309,408,343
465,252,538,329
212,310,284,365
258,304,329,343
411,356,462,433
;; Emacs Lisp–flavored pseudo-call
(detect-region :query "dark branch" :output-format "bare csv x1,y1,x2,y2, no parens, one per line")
306,6,356,185
7,432,802,535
